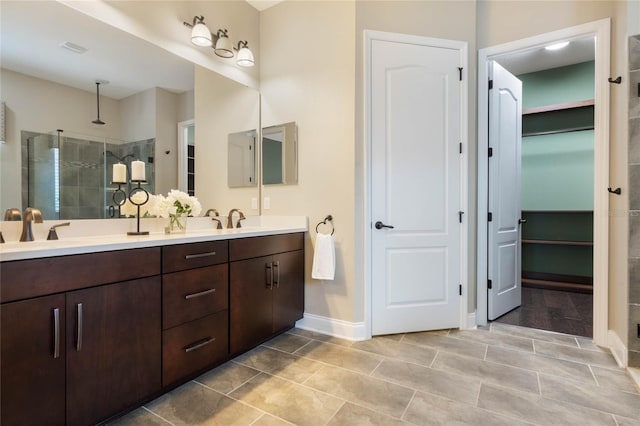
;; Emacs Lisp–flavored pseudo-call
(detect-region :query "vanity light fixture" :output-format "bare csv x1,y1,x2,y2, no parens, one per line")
544,41,570,51
188,16,212,47
213,29,234,58
235,41,255,67
183,16,254,67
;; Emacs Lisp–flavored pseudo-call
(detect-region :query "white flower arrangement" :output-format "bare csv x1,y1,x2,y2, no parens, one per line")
119,190,202,223
153,189,202,218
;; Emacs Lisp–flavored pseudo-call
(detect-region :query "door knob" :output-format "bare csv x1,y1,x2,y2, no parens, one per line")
518,218,527,225
374,221,394,230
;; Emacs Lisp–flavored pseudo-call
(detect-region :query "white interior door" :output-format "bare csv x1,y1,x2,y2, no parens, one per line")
370,36,463,335
487,61,523,320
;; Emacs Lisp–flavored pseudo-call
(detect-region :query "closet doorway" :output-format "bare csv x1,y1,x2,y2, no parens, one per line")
476,19,611,345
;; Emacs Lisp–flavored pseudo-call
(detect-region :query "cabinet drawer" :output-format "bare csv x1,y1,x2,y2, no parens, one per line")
162,240,228,273
1,247,161,303
163,264,229,329
162,311,228,386
229,233,304,261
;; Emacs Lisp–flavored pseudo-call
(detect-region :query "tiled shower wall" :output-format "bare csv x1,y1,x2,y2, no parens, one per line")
629,34,640,367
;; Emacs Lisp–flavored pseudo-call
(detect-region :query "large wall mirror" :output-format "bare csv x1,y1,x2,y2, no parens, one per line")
0,1,260,220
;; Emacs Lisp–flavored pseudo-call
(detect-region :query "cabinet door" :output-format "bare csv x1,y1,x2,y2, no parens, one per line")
230,255,273,354
66,276,161,426
272,250,305,333
1,294,66,426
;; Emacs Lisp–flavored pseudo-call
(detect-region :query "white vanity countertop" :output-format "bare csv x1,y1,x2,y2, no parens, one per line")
0,216,308,262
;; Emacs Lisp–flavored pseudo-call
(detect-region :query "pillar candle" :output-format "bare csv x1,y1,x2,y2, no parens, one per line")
131,160,145,181
112,163,127,183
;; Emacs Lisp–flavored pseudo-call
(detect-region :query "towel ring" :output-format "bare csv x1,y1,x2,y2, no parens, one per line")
315,215,334,235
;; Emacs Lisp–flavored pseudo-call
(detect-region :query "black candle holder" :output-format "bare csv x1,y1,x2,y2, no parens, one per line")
112,180,150,236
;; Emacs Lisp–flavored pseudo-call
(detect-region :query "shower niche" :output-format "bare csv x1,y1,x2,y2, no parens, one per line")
21,130,155,220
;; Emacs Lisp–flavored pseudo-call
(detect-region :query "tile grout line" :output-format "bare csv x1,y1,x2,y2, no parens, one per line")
369,358,384,377
322,401,347,426
588,364,601,387
483,344,488,361
429,350,439,368
399,390,417,422
141,405,177,426
536,372,542,396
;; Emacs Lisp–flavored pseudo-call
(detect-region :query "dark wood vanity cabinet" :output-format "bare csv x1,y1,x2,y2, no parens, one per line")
230,234,304,354
0,233,304,424
161,241,230,386
1,294,66,426
65,276,161,426
0,248,161,426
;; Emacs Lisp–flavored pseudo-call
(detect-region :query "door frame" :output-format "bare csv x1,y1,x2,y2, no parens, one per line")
476,19,610,346
364,30,469,339
177,119,194,193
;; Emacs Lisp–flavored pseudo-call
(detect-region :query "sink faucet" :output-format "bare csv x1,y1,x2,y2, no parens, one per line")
226,209,246,229
205,209,223,229
20,208,43,242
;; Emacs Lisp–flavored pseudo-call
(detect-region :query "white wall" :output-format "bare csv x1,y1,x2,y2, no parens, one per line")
194,65,260,215
155,88,179,195
120,88,156,143
260,1,357,322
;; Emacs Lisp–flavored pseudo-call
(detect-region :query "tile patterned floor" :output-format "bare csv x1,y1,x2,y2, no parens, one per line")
493,287,593,338
110,324,640,426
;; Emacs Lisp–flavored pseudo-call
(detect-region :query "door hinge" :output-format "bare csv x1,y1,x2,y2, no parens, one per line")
458,67,463,81
488,212,493,222
459,142,463,154
489,79,493,90
488,279,492,289
458,211,464,223
459,284,462,296
488,147,493,157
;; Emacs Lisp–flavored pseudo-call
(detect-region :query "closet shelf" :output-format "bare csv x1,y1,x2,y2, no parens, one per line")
522,278,593,294
522,99,594,115
522,239,593,247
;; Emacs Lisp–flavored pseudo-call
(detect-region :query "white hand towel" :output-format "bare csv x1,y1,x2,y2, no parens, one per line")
312,232,335,280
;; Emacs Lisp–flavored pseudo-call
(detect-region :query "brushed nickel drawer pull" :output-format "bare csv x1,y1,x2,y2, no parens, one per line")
185,251,216,260
53,308,60,359
185,288,216,300
76,303,83,352
184,337,216,353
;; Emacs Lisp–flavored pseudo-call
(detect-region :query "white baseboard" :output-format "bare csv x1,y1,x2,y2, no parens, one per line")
608,329,628,367
296,313,368,341
464,311,477,329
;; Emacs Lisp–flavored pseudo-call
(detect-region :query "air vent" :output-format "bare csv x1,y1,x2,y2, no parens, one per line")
59,42,88,54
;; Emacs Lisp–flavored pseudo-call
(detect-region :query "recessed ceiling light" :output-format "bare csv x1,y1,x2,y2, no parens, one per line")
545,41,570,51
59,41,88,54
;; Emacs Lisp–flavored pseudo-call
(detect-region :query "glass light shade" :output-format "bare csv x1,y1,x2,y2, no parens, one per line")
214,36,234,58
191,23,212,47
236,47,255,67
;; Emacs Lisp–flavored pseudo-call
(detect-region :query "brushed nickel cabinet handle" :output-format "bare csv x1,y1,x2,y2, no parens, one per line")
185,288,216,300
185,251,216,260
76,303,83,352
184,337,216,353
53,308,60,359
266,263,273,289
273,261,280,288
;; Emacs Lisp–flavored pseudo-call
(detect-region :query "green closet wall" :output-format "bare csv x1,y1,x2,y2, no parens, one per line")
518,61,594,288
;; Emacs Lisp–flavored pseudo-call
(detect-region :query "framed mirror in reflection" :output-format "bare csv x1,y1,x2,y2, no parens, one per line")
0,1,197,220
262,122,298,185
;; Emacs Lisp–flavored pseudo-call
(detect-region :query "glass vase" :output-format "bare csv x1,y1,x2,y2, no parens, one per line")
167,213,187,234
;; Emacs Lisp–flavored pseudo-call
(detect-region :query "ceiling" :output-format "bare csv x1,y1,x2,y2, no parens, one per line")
246,0,283,11
0,1,194,100
493,36,595,76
